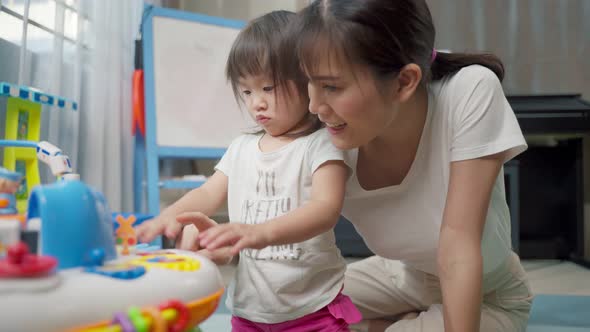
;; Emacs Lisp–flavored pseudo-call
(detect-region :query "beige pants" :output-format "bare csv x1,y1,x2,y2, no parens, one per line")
344,253,533,332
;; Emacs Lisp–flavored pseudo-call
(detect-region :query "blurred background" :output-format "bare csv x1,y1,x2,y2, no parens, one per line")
1,1,589,330
0,0,589,271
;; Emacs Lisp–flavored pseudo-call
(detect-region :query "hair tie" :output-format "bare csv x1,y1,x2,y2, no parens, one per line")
431,49,437,63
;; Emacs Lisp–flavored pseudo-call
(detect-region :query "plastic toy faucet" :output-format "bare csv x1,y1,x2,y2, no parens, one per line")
35,141,78,180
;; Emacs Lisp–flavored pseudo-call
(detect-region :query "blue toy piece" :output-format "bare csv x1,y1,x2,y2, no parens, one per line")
27,179,117,269
0,167,22,183
0,193,17,215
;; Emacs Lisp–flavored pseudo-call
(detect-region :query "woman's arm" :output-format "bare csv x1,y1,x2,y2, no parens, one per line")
438,152,505,332
198,160,348,254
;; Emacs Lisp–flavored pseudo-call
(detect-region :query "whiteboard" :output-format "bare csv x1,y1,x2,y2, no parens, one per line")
152,16,255,148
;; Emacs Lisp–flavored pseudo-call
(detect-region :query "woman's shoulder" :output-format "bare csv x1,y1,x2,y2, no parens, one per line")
430,65,503,108
437,65,500,92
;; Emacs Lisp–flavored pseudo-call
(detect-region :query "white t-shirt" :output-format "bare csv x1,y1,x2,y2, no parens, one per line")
215,128,347,323
342,65,527,275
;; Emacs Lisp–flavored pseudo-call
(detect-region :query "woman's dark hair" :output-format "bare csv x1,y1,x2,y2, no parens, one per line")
226,10,320,135
292,0,504,84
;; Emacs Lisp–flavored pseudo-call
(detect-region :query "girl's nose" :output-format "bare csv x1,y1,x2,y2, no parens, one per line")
253,94,267,110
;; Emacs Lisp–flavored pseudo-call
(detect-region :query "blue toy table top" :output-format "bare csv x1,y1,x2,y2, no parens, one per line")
0,81,78,111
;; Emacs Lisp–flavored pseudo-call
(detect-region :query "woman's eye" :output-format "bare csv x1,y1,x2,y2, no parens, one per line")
242,90,251,95
263,86,275,92
323,85,339,92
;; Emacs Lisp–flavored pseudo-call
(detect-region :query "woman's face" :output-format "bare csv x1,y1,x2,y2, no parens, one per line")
306,53,400,150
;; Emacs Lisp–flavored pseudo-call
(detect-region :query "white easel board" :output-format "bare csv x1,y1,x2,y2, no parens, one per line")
149,13,254,149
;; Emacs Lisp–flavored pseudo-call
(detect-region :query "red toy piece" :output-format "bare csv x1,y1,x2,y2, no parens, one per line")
158,299,189,332
0,242,57,278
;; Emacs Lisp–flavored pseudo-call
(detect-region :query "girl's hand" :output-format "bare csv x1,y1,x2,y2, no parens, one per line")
135,214,183,243
176,224,201,251
196,248,234,265
174,211,219,248
199,223,271,256
136,211,218,244
174,213,234,264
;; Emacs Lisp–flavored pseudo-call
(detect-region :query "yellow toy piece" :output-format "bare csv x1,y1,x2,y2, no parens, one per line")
3,98,41,213
1,81,78,213
129,253,201,272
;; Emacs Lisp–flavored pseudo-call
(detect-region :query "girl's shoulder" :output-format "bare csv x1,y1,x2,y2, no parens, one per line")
304,127,335,148
233,132,263,143
225,132,263,153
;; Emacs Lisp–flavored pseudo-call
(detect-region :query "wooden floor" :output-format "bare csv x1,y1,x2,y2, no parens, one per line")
523,260,590,296
218,258,590,295
203,259,590,331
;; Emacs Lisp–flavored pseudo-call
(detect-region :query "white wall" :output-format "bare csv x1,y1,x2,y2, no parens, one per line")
178,0,309,21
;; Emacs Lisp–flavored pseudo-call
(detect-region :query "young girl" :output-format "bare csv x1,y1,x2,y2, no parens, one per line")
136,10,361,332
278,1,531,332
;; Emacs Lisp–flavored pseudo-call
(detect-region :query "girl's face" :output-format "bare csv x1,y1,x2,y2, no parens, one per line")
239,74,310,137
307,54,400,150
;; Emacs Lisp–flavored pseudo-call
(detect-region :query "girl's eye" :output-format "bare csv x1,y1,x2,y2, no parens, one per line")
263,86,275,92
242,90,251,96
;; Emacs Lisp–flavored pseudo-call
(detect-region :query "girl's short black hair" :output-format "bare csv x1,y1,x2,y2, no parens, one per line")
226,10,320,136
226,10,308,104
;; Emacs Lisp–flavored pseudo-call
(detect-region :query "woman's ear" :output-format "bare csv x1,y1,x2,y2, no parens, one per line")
394,64,422,102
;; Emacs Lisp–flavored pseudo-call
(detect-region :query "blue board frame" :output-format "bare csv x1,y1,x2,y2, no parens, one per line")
136,6,245,215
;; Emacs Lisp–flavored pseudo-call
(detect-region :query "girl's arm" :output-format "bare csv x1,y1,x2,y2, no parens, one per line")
438,152,505,332
136,170,228,242
197,160,348,254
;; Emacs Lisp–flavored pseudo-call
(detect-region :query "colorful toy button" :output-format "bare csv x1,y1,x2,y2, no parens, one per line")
0,242,57,278
112,312,136,332
158,300,189,332
127,307,149,332
86,248,106,267
115,215,138,256
85,263,146,280
129,254,200,272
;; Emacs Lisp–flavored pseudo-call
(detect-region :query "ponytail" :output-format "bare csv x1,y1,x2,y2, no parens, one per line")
431,52,505,82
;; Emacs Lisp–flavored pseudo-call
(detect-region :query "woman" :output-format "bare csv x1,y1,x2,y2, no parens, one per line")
287,0,533,331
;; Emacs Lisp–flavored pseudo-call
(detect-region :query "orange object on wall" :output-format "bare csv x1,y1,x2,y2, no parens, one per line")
132,69,146,137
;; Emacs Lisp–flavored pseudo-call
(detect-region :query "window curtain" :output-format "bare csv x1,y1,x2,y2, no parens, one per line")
2,0,159,212
78,0,159,212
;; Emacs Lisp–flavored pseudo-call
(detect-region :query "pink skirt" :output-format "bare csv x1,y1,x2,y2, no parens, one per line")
231,292,362,332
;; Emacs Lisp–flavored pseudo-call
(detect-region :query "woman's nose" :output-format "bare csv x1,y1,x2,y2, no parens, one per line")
308,84,322,115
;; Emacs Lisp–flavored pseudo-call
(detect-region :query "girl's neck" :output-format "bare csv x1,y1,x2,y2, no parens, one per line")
259,114,317,152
